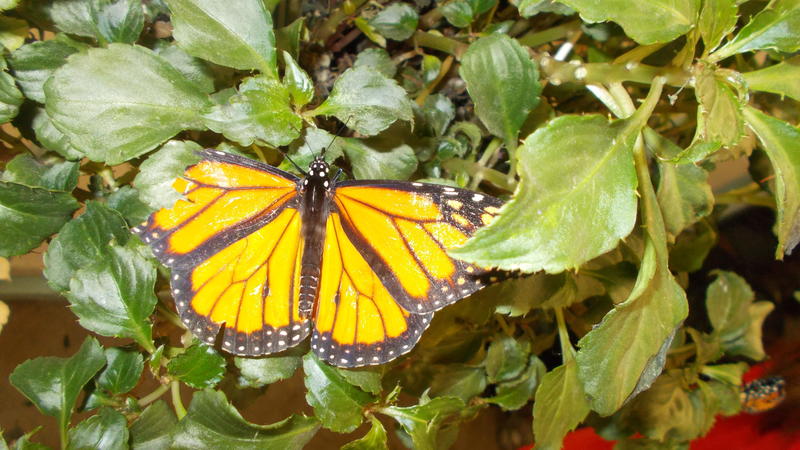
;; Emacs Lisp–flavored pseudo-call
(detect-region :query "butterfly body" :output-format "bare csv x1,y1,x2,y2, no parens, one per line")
297,158,334,318
133,150,503,367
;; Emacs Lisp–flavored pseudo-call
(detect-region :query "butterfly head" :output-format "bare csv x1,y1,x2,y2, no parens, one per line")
303,156,332,190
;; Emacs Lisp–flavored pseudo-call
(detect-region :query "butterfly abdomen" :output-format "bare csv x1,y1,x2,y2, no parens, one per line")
299,263,320,318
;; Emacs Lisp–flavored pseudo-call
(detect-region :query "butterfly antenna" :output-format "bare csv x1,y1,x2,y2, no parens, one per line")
320,117,351,159
284,153,306,174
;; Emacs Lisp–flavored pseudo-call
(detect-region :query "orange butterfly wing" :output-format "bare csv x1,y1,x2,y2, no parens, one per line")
311,211,433,366
334,181,503,313
310,181,502,366
132,151,310,353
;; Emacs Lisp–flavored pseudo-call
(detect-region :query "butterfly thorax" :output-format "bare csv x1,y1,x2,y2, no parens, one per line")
297,158,333,319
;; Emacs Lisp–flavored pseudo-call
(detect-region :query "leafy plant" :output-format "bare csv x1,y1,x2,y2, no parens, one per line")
0,0,796,448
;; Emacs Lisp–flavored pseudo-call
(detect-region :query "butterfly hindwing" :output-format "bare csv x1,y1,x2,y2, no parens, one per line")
311,211,433,367
332,181,503,315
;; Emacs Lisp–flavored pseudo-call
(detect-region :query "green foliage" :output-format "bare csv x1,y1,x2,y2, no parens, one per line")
1,0,794,448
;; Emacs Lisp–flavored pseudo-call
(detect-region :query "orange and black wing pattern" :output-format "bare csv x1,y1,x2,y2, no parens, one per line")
309,181,502,367
741,376,786,413
333,181,503,313
132,150,311,354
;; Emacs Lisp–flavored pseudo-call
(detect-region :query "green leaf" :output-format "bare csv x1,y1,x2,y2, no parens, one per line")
429,365,487,402
235,354,302,388
172,390,319,449
441,1,473,27
706,271,753,340
155,44,216,95
668,220,716,273
576,119,689,416
711,0,800,61
341,416,388,450
165,0,277,77
9,337,106,438
311,66,413,136
656,162,713,239
726,301,773,360
341,138,417,180
485,335,527,383
488,355,546,411
9,39,80,104
50,0,96,37
129,401,178,450
7,428,47,450
0,57,22,123
67,407,128,450
275,17,304,59
380,396,466,450
743,56,800,102
45,44,211,165
420,94,455,137
97,347,144,395
106,186,152,226
43,201,130,292
370,3,418,41
1,153,79,191
532,359,590,450
337,368,383,396
202,76,301,147
459,33,540,146
167,342,226,389
0,16,27,51
694,66,745,149
302,353,376,433
452,115,638,273
133,140,203,210
626,373,697,441
0,181,78,258
698,0,738,53
701,362,747,386
91,0,145,44
577,252,687,416
282,51,313,108
743,106,800,257
558,0,699,44
353,17,386,48
512,0,573,18
353,47,396,79
66,241,157,350
441,0,495,27
0,0,17,10
706,272,773,359
31,107,84,160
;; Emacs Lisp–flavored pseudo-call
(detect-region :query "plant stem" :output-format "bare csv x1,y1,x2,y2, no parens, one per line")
313,0,368,42
412,30,469,58
415,55,454,106
554,308,575,363
171,381,187,420
138,383,170,407
538,55,691,88
468,137,503,190
517,20,581,48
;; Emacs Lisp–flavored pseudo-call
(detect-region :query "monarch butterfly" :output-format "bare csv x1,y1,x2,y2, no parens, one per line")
132,149,503,367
